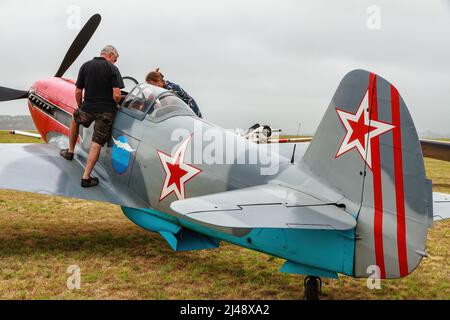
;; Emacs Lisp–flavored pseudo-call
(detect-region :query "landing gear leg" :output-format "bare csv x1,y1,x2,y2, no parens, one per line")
304,276,322,300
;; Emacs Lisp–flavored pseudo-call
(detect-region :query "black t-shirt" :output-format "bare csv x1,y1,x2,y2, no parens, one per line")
76,57,125,113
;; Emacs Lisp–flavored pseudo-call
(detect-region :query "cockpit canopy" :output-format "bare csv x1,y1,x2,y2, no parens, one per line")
121,83,195,121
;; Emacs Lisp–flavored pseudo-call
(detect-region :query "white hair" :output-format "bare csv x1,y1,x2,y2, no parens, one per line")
101,45,119,58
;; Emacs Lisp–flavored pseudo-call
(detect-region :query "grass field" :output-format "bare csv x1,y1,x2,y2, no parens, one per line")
0,131,448,299
0,131,43,143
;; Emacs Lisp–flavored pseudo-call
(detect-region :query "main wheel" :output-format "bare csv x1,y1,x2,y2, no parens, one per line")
304,276,321,300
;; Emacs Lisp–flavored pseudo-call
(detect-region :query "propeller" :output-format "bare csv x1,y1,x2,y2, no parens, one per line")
55,14,102,78
0,86,29,102
0,14,101,103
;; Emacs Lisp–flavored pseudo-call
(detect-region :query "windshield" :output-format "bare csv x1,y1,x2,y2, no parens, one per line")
121,83,194,120
121,83,159,113
151,93,187,111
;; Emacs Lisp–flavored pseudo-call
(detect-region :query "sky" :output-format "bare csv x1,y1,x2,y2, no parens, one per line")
0,0,449,136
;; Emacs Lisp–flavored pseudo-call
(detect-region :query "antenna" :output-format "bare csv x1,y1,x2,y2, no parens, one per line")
290,123,301,164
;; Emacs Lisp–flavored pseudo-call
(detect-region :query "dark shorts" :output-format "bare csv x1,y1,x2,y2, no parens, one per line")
73,109,114,146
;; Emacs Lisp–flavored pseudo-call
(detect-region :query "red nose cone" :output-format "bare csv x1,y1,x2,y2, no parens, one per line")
31,77,77,114
28,77,78,142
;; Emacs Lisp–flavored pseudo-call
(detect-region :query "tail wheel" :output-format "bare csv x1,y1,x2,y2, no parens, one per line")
304,276,321,300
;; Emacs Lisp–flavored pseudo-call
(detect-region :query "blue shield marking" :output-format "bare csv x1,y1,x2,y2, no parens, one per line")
112,135,131,175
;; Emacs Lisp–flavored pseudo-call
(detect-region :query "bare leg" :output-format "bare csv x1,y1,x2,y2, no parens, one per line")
82,142,102,180
69,120,79,153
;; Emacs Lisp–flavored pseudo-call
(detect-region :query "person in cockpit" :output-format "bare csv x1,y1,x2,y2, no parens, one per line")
145,68,203,118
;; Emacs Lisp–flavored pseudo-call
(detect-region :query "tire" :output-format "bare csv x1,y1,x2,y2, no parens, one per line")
304,276,321,300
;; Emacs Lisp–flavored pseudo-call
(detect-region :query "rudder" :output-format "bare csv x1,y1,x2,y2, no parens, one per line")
302,69,432,279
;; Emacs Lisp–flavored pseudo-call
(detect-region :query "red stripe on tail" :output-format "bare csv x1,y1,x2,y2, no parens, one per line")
391,86,409,277
369,73,386,279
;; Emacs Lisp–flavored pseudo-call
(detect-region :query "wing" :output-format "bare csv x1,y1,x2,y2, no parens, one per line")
171,184,356,231
0,143,145,208
418,140,450,221
420,139,450,162
433,192,450,221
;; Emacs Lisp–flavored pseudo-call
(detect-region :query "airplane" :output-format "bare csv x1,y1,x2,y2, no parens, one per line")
0,14,449,300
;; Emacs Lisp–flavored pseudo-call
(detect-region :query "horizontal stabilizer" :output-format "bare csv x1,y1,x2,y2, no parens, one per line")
433,192,450,221
171,184,356,231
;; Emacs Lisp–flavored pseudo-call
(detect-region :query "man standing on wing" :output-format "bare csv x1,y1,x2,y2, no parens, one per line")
60,45,124,188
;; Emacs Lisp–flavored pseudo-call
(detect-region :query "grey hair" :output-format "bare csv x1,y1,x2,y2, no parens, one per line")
101,45,119,58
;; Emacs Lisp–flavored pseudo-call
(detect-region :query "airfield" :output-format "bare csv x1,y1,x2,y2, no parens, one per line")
0,131,448,300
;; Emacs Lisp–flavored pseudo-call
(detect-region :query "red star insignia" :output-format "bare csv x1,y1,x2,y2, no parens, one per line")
336,89,395,169
157,135,202,201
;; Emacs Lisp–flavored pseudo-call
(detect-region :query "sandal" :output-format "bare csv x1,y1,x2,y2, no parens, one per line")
81,177,99,188
60,149,74,161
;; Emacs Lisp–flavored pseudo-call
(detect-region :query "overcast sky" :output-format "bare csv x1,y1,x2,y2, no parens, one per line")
1,0,449,135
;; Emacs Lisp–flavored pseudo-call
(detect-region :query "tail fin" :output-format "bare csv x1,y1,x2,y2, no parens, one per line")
302,69,432,279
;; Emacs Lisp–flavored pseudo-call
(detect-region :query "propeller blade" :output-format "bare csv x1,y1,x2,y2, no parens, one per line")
0,86,28,102
55,14,102,78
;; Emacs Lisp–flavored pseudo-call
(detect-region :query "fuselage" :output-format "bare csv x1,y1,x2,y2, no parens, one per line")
25,77,356,278
28,77,311,211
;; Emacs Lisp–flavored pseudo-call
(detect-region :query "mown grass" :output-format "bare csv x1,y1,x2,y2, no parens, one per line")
0,131,43,143
0,131,448,299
